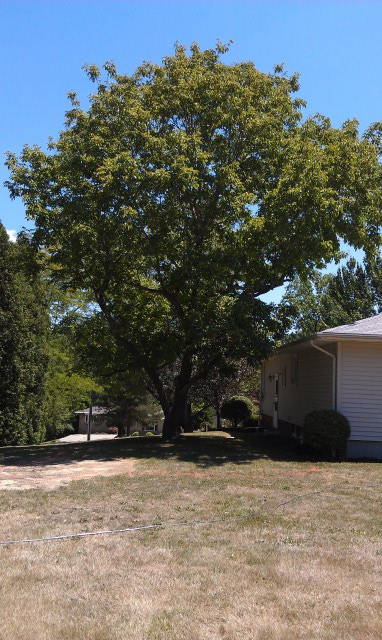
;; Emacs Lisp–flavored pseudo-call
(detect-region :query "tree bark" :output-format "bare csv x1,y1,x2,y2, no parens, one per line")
162,355,193,440
162,391,187,439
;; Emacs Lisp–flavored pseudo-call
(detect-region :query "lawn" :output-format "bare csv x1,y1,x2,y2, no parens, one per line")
0,432,381,640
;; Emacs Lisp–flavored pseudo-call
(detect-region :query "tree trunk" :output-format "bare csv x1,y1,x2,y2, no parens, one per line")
183,403,193,433
214,390,222,430
162,356,193,440
216,407,222,430
162,393,186,440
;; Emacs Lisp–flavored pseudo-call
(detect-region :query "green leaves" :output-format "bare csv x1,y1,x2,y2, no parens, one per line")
0,225,49,444
5,43,382,436
279,257,379,339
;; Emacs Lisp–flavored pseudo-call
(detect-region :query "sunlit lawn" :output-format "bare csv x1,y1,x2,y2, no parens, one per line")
0,432,381,640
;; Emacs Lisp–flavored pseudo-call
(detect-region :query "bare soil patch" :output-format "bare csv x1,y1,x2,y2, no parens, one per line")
0,431,235,491
0,456,137,490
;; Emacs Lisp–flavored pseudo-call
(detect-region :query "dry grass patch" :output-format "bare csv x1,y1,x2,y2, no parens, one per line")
0,433,382,639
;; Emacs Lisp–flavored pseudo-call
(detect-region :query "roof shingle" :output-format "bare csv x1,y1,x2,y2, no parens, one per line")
317,313,382,338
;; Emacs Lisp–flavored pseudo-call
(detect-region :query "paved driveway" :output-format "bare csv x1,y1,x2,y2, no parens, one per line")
58,433,117,443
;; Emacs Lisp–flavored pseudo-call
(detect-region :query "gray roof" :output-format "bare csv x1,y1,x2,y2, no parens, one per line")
75,406,110,415
317,313,382,340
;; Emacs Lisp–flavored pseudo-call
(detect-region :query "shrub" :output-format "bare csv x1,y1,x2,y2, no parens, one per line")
199,422,212,432
145,431,155,437
190,407,214,431
131,431,140,437
302,410,350,459
242,416,259,429
107,426,119,434
221,396,254,429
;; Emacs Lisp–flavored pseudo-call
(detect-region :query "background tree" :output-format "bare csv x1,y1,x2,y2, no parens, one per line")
191,360,260,430
42,279,101,440
6,44,382,439
0,225,49,445
277,271,330,340
365,253,382,313
72,310,164,436
44,332,96,440
279,257,378,340
320,258,376,327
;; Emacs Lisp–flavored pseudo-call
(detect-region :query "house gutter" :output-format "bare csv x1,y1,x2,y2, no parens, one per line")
310,340,337,411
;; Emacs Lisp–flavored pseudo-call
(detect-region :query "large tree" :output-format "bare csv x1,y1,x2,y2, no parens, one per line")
6,44,382,438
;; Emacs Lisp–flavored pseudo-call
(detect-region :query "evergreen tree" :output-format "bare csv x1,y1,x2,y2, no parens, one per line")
320,258,376,327
279,258,377,340
0,225,49,445
278,271,330,339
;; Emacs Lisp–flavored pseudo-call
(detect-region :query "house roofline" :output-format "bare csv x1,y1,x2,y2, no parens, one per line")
75,406,110,415
272,332,382,354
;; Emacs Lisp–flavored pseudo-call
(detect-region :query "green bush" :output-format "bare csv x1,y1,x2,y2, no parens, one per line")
190,407,214,431
145,431,155,437
199,422,213,432
242,416,259,429
302,410,350,458
131,431,140,437
221,396,254,428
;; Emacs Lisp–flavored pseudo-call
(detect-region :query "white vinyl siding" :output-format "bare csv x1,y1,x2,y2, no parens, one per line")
262,346,334,427
338,341,382,442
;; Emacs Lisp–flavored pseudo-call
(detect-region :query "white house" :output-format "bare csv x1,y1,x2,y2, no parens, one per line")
260,313,382,460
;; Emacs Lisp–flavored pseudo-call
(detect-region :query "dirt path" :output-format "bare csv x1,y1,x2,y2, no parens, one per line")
0,432,236,491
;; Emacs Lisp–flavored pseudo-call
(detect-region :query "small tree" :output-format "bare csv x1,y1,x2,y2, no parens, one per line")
221,395,254,429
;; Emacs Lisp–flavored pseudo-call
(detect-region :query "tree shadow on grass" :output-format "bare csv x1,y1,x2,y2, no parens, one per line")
0,431,322,470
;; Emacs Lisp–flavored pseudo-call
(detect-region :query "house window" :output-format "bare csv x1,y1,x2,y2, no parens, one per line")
291,354,298,386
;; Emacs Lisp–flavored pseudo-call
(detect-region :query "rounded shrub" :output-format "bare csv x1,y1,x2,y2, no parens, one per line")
221,395,254,429
131,431,140,437
145,431,155,437
302,410,350,459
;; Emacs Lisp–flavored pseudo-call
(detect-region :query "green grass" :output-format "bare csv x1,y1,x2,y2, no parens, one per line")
0,432,382,640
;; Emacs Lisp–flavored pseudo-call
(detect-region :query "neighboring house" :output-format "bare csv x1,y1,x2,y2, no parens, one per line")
134,418,164,436
75,407,111,434
75,406,164,436
260,313,382,460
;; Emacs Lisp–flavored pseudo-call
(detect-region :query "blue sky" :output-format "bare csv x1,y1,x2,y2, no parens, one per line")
1,0,381,291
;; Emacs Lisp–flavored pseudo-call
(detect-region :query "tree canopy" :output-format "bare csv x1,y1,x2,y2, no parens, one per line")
6,43,382,438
